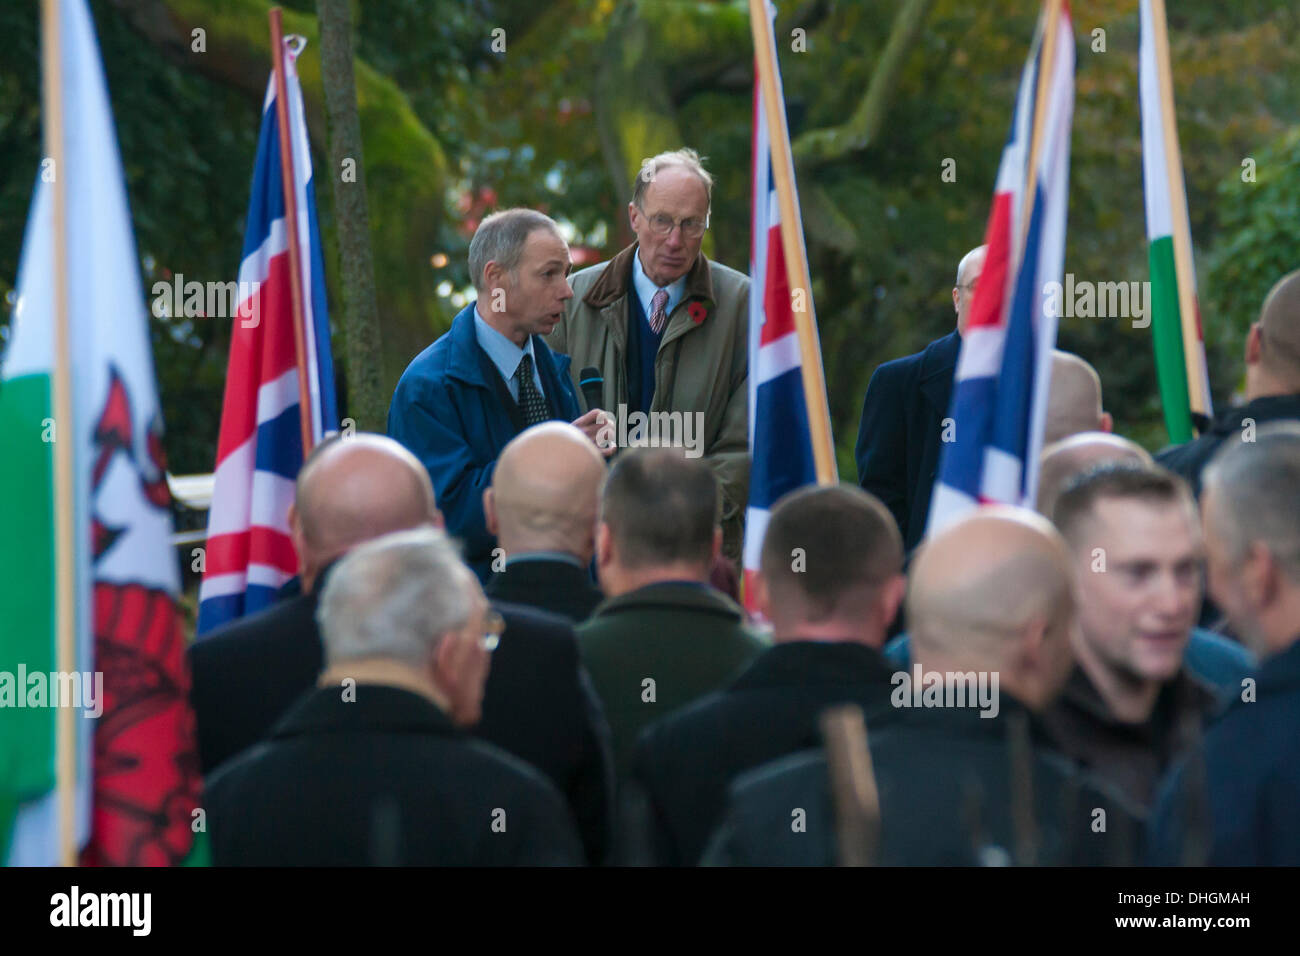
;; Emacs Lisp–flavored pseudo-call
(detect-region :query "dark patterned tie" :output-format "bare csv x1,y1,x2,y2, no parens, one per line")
516,352,550,426
648,288,670,334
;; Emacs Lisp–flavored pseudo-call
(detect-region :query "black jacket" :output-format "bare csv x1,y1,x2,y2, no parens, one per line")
629,641,897,865
855,331,960,551
1148,637,1300,865
1156,393,1300,496
189,596,614,864
205,685,583,865
484,557,604,623
704,701,1143,866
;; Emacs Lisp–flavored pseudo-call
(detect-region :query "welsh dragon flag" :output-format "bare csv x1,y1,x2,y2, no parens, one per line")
1139,0,1213,443
0,0,203,865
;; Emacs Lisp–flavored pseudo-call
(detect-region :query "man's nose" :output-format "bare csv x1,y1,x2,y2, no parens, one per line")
560,277,574,300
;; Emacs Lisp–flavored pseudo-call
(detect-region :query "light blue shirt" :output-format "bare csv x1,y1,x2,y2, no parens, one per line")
474,306,544,402
632,250,687,329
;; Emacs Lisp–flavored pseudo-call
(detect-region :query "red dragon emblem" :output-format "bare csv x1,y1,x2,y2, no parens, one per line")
81,366,202,866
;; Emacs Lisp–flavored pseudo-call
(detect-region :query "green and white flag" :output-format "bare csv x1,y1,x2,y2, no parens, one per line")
1140,0,1213,444
0,0,203,866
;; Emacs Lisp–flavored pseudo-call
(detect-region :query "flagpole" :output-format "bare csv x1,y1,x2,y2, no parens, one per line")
1150,0,1210,424
41,0,79,868
269,7,315,455
748,0,837,484
1018,0,1063,250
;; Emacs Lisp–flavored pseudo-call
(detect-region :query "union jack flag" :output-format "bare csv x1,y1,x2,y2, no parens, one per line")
196,38,337,635
928,4,1074,534
743,15,819,610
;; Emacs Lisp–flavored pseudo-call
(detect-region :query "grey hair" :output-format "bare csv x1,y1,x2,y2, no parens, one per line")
467,208,564,294
631,148,714,210
315,527,477,668
1203,421,1300,583
956,245,987,287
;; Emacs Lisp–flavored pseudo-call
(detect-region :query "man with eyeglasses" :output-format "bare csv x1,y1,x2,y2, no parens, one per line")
548,148,751,565
854,244,986,553
205,528,585,866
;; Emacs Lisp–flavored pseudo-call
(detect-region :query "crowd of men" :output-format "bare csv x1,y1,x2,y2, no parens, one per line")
191,148,1300,866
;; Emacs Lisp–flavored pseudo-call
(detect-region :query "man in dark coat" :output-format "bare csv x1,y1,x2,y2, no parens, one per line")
190,433,614,863
1149,424,1300,865
628,485,905,865
1157,269,1300,496
578,449,765,782
206,529,583,866
482,422,606,623
855,245,985,551
387,208,610,579
704,509,1143,866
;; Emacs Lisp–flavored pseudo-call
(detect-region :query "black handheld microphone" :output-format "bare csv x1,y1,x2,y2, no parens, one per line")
579,366,604,412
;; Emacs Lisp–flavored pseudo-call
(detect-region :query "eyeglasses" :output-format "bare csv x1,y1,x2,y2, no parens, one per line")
480,610,505,653
641,208,708,239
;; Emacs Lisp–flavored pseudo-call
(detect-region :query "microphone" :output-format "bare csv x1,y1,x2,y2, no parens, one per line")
579,366,604,413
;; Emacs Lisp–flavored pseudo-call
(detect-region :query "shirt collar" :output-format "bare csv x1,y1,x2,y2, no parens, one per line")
632,247,687,320
473,305,535,383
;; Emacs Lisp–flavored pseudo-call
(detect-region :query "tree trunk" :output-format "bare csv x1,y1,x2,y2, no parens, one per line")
316,0,384,432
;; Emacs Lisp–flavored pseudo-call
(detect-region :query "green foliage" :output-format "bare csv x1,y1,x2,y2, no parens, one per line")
1204,126,1300,399
3,0,1299,479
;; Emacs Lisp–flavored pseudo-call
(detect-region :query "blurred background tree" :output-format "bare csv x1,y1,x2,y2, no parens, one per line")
2,0,1298,477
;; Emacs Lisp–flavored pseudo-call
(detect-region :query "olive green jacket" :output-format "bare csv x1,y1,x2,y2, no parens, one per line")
577,581,767,781
546,243,750,561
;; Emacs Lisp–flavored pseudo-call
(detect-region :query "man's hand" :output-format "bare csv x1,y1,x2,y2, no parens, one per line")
573,408,617,458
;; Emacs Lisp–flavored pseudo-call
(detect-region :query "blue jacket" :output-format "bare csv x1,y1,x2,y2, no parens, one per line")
884,628,1256,703
855,331,960,552
387,305,582,578
1148,637,1300,865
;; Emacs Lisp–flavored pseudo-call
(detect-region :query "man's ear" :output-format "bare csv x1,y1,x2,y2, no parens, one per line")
1242,542,1279,608
752,571,772,621
288,502,309,566
483,488,498,536
710,526,723,565
1100,411,1114,434
432,508,446,530
952,286,961,314
879,574,908,632
628,201,641,234
1246,322,1263,366
596,522,614,569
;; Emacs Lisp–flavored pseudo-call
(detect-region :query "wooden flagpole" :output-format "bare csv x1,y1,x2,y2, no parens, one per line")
269,8,315,455
40,0,78,868
1150,0,1210,423
748,0,837,484
1018,0,1064,256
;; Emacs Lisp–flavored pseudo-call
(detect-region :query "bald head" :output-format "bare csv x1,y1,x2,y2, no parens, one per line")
953,245,987,334
291,434,440,591
1036,432,1153,517
1044,350,1110,446
487,422,607,562
907,508,1075,710
1251,269,1300,393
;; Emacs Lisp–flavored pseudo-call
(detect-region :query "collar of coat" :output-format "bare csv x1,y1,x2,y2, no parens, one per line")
581,242,716,315
591,579,743,621
270,683,459,741
444,302,571,388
